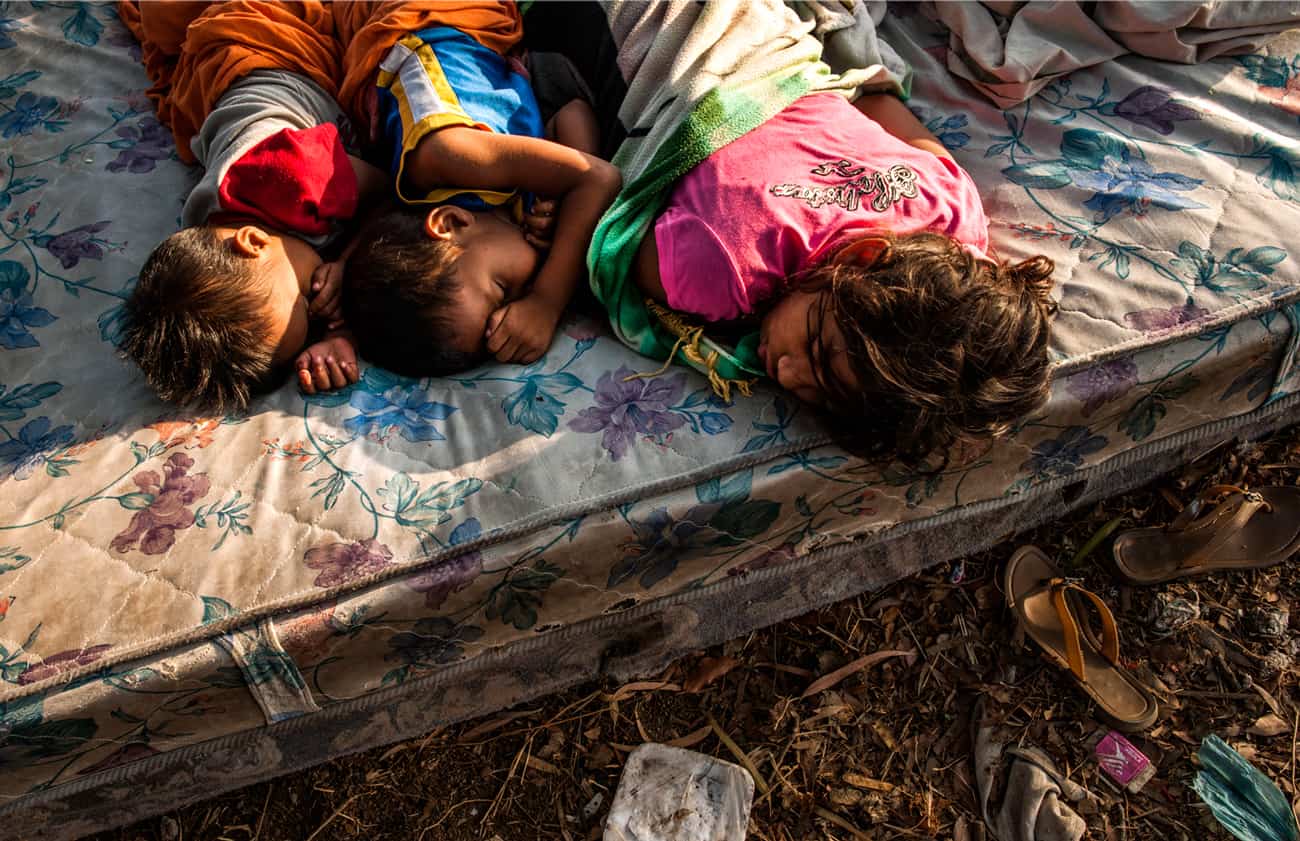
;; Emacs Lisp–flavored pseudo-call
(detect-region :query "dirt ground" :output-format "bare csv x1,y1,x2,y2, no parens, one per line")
92,421,1300,841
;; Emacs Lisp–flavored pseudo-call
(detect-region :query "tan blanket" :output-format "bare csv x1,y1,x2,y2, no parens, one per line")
930,0,1300,107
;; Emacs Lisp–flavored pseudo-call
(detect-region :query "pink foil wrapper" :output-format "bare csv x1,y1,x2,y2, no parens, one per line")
1095,731,1155,793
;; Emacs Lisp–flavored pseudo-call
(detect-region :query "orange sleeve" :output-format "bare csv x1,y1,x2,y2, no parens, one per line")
141,0,342,163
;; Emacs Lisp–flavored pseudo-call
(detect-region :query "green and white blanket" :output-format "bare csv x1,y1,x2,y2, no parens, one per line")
585,0,910,398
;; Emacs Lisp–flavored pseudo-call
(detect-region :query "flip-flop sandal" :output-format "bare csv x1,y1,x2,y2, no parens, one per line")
1112,484,1300,585
1005,546,1159,732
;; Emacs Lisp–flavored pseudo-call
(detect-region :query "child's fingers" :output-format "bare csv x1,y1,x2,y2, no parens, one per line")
486,315,511,354
494,334,520,363
298,366,316,395
486,307,507,338
344,360,360,384
326,358,348,389
312,359,331,390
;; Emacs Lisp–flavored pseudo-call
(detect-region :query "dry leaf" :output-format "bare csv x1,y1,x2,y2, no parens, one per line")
801,650,911,698
458,708,540,742
1248,713,1291,738
525,755,559,775
603,680,680,702
682,656,740,693
843,772,895,793
666,724,713,749
953,815,971,841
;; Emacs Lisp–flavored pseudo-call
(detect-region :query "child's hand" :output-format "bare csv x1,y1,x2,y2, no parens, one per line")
522,198,557,251
296,333,360,395
309,260,346,330
485,293,562,364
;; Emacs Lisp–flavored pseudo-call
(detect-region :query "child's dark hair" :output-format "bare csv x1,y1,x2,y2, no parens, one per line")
803,231,1056,466
120,226,280,413
343,209,484,377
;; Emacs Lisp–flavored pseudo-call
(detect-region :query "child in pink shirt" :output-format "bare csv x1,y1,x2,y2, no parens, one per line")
632,92,1056,462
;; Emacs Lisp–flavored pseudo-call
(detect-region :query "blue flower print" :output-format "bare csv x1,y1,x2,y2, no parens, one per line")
0,417,74,480
0,287,56,349
1061,130,1205,222
925,113,971,150
1247,137,1300,203
0,92,62,138
1021,426,1107,480
0,13,21,50
609,505,716,589
343,372,456,443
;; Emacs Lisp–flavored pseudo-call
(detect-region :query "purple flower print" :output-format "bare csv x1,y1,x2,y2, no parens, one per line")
1123,299,1211,334
568,366,687,461
36,221,112,269
304,539,394,588
17,644,113,685
1113,86,1201,135
106,30,142,63
1065,357,1138,416
406,519,482,608
111,452,211,555
107,117,173,174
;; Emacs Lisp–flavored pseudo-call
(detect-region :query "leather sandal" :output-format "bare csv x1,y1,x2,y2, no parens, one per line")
1112,485,1300,585
1005,546,1159,732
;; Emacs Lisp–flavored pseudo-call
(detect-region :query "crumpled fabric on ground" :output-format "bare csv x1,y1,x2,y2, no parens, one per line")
925,0,1300,107
975,715,1095,841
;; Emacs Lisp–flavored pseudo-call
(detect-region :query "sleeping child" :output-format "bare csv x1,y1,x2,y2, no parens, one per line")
118,1,390,411
627,90,1057,464
334,3,622,378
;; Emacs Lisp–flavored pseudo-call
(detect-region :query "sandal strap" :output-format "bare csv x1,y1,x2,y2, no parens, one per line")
1177,490,1270,569
1046,579,1121,682
1169,484,1260,530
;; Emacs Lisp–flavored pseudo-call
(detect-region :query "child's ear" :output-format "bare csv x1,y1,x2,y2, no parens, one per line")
835,236,890,267
230,225,273,258
423,206,474,242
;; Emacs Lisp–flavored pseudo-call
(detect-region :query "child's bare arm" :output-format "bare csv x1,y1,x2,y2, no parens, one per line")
411,127,622,362
348,155,390,207
851,93,952,161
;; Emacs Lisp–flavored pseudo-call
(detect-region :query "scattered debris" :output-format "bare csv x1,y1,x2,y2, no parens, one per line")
604,744,754,841
91,424,1300,841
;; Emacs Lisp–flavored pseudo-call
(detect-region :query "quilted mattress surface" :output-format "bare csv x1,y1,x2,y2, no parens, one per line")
0,2,1298,811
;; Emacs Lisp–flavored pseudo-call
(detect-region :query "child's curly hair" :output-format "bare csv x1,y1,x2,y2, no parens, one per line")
802,231,1056,466
120,226,281,413
342,209,483,377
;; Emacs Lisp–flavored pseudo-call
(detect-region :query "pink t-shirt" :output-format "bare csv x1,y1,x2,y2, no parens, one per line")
654,93,990,322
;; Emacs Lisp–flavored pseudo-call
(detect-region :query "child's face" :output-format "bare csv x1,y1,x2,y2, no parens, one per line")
439,209,541,356
758,288,861,409
217,224,321,368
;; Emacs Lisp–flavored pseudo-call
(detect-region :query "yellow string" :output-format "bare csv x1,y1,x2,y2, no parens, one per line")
621,301,757,402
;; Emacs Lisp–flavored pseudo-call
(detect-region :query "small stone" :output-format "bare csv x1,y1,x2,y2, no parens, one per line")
1246,606,1289,640
159,817,179,841
605,744,754,841
1147,594,1199,638
1259,650,1293,679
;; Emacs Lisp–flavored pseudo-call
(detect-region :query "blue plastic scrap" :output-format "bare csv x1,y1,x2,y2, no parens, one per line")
1194,735,1299,841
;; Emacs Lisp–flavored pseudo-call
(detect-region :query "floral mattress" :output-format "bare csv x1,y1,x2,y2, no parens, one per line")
1,5,1298,837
